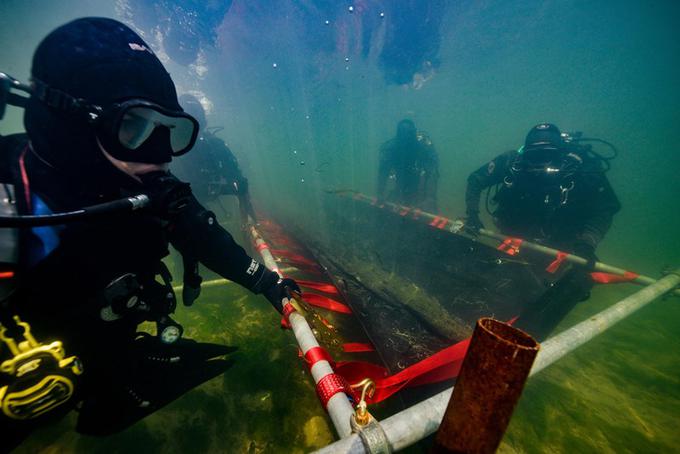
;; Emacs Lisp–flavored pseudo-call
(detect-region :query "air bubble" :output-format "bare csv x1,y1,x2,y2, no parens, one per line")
348,6,354,13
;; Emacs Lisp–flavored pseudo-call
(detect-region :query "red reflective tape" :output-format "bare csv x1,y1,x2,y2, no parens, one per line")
0,271,14,279
302,293,353,314
436,217,449,229
316,373,354,408
546,251,569,273
343,343,374,353
256,242,269,252
304,346,333,367
297,280,339,294
590,271,640,284
497,238,523,256
429,216,441,227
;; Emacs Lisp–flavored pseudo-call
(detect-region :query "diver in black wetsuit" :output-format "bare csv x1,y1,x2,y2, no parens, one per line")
171,94,257,224
377,119,439,212
465,123,621,340
0,18,297,447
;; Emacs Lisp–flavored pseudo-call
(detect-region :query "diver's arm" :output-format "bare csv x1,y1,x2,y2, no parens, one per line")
169,196,277,293
465,151,511,215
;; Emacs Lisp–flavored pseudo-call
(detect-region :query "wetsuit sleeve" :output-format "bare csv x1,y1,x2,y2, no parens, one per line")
465,151,513,215
168,196,277,293
377,142,391,199
575,174,621,248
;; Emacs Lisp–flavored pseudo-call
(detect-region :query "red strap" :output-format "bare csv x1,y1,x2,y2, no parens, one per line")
590,271,640,284
497,238,523,256
336,336,471,404
429,216,442,227
546,251,569,273
343,343,374,353
302,293,353,314
316,373,355,408
304,346,333,367
437,217,449,229
270,249,320,269
297,280,339,295
0,271,14,279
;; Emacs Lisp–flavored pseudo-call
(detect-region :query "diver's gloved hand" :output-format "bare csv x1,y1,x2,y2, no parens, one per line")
182,277,202,307
139,171,192,218
262,277,301,314
464,211,484,235
571,241,597,270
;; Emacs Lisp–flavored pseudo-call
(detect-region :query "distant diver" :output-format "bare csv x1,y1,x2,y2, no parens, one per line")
377,119,440,212
171,93,257,224
0,18,298,449
464,123,621,339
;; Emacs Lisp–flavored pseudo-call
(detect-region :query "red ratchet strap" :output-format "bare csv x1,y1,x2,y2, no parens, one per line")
302,293,353,314
343,343,374,353
497,238,523,256
546,251,569,273
316,373,356,407
591,271,640,284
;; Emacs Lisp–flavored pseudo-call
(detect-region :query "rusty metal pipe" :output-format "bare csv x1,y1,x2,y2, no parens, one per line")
432,318,539,453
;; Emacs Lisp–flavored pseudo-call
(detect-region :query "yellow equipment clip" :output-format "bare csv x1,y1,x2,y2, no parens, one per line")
0,316,83,420
351,378,376,427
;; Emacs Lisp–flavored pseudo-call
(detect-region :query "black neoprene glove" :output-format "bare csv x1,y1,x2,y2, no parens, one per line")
571,242,597,270
262,277,301,314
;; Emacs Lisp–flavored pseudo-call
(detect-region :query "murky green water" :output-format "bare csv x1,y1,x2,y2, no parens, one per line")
2,0,679,452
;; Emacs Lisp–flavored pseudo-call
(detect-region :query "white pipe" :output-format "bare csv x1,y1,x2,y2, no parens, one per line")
337,191,679,296
314,269,680,453
249,224,355,438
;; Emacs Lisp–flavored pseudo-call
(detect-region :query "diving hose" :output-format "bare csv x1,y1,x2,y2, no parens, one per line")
0,194,150,227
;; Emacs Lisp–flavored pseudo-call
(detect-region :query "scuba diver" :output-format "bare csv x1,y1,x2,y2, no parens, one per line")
465,123,621,340
377,119,439,212
0,18,298,448
171,93,257,224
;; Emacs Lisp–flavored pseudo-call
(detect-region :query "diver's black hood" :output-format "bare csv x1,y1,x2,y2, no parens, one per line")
24,17,181,196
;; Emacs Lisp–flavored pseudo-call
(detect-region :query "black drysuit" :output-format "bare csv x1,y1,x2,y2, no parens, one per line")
465,148,621,339
0,133,277,440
